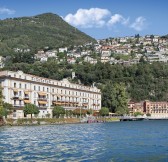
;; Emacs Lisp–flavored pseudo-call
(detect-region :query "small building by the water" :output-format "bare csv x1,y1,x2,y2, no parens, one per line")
128,100,168,118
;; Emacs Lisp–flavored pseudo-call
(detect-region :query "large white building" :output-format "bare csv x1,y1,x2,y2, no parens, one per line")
0,70,101,119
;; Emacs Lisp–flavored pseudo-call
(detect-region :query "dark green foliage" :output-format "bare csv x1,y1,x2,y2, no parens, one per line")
0,87,4,118
3,55,168,112
102,83,128,115
134,112,143,117
3,102,13,118
99,107,109,116
146,113,151,116
23,104,39,118
0,13,95,56
52,106,65,118
5,60,168,103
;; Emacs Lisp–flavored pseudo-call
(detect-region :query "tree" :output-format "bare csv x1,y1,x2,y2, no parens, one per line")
134,112,143,117
99,107,109,116
102,83,129,115
23,104,39,119
112,83,129,115
139,56,146,63
3,102,13,118
72,108,87,116
87,109,93,115
52,106,65,118
0,86,4,118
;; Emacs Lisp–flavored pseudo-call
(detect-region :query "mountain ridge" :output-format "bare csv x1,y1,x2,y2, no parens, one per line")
0,12,96,55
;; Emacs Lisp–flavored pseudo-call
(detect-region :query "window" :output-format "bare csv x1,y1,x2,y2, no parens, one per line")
19,83,21,88
43,87,45,91
14,100,16,105
38,86,40,91
25,84,27,89
47,88,49,92
14,82,16,88
34,86,36,90
19,91,21,96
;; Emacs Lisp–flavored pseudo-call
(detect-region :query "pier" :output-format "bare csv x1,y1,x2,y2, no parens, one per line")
120,116,145,121
120,116,168,121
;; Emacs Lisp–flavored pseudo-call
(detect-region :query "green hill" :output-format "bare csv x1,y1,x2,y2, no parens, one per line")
0,13,95,55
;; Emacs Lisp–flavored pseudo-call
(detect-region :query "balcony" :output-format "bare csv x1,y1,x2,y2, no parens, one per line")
38,98,48,101
38,106,48,109
13,95,19,99
13,104,24,108
24,96,29,100
82,103,88,107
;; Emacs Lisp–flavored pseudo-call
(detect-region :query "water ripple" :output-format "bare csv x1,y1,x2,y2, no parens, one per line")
1,121,168,161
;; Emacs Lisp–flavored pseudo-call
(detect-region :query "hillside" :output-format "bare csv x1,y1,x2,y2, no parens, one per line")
0,13,95,55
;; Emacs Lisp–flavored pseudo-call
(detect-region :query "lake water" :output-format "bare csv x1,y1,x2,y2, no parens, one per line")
0,120,168,162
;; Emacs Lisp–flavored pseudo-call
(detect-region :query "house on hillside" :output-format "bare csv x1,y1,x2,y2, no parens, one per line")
59,47,68,53
0,56,5,68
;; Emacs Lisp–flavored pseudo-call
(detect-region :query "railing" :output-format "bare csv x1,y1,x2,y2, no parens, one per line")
13,104,25,107
24,96,29,100
38,106,48,109
13,95,19,99
37,98,48,101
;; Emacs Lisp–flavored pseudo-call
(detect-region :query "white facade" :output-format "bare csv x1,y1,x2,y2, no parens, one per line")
59,47,68,53
0,56,4,68
0,71,101,119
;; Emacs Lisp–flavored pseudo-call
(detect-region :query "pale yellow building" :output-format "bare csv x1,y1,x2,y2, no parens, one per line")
0,70,101,119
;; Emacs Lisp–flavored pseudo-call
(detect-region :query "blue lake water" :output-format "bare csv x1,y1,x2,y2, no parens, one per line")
0,120,168,162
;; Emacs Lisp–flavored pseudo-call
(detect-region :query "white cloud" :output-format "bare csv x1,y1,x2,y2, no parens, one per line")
108,14,123,25
130,16,146,31
64,8,111,28
64,8,147,32
0,7,15,15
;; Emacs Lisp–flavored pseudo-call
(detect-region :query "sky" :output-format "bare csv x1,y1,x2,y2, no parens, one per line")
0,0,168,39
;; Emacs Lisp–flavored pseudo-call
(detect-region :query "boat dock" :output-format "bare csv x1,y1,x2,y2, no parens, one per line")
120,116,168,121
120,116,145,121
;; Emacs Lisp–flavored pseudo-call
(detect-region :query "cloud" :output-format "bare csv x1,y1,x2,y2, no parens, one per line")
130,16,146,31
0,7,15,15
64,8,111,28
64,8,147,32
107,14,129,26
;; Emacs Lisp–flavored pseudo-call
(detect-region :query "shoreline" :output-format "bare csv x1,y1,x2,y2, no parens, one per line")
0,117,120,127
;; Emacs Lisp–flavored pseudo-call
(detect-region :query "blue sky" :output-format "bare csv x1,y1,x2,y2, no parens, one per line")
0,0,168,39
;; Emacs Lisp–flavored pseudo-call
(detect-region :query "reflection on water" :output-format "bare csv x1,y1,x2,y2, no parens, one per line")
0,121,168,161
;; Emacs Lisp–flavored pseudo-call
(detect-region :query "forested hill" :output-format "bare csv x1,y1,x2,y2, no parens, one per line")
0,13,95,55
